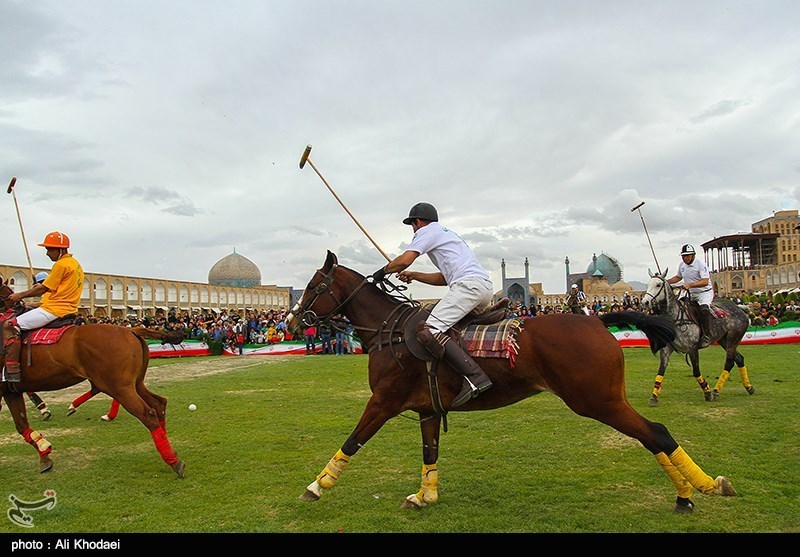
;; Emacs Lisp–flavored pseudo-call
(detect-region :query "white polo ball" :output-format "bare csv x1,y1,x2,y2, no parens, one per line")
188,404,197,412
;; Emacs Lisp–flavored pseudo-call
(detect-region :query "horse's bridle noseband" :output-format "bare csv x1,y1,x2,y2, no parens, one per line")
642,275,671,312
288,264,371,329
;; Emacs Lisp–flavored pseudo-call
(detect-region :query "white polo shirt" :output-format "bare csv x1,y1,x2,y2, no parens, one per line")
677,258,712,296
406,222,490,285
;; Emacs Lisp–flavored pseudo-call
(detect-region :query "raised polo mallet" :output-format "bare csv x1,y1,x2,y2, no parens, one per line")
299,145,391,262
631,200,661,275
6,177,35,282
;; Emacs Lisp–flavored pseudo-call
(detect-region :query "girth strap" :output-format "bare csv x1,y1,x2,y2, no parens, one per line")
425,359,448,432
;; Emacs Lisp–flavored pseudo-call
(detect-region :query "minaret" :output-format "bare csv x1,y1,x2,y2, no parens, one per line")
565,256,570,292
524,257,529,286
501,258,506,283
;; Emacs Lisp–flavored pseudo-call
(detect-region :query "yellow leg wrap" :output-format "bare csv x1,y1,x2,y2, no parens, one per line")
316,449,350,489
668,446,715,494
415,463,439,505
695,375,710,393
652,374,664,397
26,429,52,454
738,366,751,388
714,370,731,392
655,452,693,498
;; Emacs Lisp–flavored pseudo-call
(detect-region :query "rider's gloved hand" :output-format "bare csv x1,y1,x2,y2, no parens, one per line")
371,267,387,282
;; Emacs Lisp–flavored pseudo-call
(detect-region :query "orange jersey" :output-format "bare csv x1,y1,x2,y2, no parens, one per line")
40,254,84,317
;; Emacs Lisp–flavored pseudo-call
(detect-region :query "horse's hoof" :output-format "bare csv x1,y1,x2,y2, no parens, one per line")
66,405,76,416
171,460,186,479
648,395,659,407
299,489,320,502
401,494,425,510
714,476,736,496
746,386,755,395
674,497,694,514
39,457,53,474
704,391,713,402
710,389,720,402
41,410,52,421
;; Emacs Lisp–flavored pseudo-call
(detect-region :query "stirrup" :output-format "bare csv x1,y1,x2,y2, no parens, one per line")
452,376,492,408
3,366,21,383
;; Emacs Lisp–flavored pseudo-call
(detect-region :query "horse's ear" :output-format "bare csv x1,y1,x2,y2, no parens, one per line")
664,267,669,277
324,251,338,269
648,269,653,278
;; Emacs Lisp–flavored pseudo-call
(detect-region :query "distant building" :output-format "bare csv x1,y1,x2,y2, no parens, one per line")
0,248,292,320
498,253,636,310
704,209,799,296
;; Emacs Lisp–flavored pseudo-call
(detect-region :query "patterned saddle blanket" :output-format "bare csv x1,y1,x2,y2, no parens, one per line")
461,318,524,367
23,326,74,345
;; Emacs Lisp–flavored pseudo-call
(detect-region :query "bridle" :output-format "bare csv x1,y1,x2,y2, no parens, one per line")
286,263,419,353
0,283,18,313
642,274,696,331
287,263,371,330
642,275,671,313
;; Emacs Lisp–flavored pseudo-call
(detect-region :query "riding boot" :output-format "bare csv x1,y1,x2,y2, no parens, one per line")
699,306,713,346
2,322,22,383
416,324,492,408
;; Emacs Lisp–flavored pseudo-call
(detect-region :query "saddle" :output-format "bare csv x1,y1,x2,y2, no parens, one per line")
678,298,727,328
0,313,77,365
403,298,511,362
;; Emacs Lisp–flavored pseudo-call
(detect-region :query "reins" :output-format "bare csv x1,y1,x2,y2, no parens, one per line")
645,275,699,353
294,262,444,426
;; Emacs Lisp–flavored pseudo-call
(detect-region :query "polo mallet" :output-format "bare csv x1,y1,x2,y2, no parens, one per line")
6,177,35,282
631,200,661,275
299,145,391,262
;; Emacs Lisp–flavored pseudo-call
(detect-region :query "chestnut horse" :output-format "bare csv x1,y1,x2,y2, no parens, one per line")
290,252,736,513
1,283,186,477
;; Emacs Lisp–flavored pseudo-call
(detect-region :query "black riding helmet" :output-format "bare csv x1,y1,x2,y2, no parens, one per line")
403,202,439,225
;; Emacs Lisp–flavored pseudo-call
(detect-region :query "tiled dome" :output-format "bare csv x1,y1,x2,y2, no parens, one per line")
208,249,261,287
586,253,623,284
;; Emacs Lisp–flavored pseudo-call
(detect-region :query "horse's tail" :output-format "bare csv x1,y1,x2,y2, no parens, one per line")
130,327,186,346
599,311,676,354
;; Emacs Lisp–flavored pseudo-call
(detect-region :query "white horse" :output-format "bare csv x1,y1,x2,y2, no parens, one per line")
640,270,754,406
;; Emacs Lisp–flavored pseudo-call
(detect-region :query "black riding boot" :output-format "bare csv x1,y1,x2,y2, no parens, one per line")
416,325,492,408
699,306,713,346
2,322,22,383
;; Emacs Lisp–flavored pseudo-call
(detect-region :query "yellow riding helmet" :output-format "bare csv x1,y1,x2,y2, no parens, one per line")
38,231,70,249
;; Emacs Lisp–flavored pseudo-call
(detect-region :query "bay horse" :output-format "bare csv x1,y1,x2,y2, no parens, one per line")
640,271,754,406
289,252,736,513
1,282,186,477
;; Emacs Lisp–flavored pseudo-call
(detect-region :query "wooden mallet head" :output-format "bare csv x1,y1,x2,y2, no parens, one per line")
299,145,312,169
7,176,17,194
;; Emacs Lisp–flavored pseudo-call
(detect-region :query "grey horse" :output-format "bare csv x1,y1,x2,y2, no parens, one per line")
640,271,755,406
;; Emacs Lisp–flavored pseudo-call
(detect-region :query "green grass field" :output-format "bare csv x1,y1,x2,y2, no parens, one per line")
1,344,799,534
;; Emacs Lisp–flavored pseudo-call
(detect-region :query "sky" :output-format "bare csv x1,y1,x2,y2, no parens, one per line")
2,0,799,301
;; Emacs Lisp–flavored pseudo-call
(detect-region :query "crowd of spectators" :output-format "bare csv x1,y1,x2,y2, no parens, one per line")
719,291,799,326
505,291,644,319
72,289,799,349
73,308,359,353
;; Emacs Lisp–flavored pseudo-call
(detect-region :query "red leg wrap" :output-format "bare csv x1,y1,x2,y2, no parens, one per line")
72,390,95,408
151,426,178,465
22,428,53,457
107,400,121,419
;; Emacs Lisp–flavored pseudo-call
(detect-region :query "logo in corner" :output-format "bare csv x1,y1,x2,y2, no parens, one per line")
7,490,57,528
